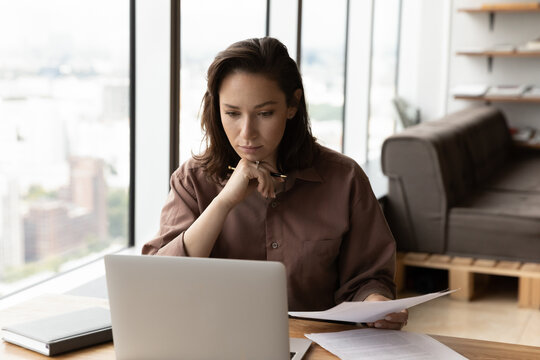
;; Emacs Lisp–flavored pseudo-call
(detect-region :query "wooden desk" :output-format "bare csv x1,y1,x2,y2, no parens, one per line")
289,318,540,360
2,294,540,360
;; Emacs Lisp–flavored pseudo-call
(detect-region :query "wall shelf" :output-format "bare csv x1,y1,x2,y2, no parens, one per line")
458,8,540,13
458,7,540,31
457,51,540,57
454,95,540,103
456,51,540,71
453,3,540,136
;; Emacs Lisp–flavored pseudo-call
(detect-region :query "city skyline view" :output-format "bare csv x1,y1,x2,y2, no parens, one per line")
0,0,130,297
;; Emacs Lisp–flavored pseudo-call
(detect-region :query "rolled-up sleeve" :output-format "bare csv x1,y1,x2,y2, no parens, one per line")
334,170,396,303
141,167,200,256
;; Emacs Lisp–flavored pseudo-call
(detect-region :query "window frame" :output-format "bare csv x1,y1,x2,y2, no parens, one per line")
169,0,402,176
129,0,136,248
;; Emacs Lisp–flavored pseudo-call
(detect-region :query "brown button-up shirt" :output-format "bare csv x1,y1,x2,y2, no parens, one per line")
142,146,396,311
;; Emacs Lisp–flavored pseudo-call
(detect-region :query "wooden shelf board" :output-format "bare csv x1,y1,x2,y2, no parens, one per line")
457,51,540,57
459,8,540,13
454,95,540,103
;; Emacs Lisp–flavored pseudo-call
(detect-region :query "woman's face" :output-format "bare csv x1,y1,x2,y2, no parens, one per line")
219,72,298,168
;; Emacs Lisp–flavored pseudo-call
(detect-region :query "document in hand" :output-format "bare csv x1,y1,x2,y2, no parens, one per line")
1,307,112,356
288,289,457,323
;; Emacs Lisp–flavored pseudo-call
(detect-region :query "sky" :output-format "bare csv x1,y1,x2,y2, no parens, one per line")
0,0,129,72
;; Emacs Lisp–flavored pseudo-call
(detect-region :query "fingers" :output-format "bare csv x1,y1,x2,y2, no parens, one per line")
366,309,408,330
362,294,409,331
372,319,406,330
256,176,274,199
233,160,280,199
256,161,285,198
385,309,408,323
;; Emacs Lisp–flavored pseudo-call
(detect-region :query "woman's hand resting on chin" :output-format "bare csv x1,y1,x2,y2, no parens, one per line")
218,158,285,208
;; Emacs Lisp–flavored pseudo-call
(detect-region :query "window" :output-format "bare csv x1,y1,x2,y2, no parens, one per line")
301,0,347,153
173,0,402,168
179,0,267,163
0,0,132,297
367,0,401,161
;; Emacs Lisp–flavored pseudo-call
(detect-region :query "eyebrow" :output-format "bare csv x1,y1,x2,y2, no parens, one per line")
222,100,278,110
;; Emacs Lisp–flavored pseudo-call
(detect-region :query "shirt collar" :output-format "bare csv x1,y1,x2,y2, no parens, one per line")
291,165,323,183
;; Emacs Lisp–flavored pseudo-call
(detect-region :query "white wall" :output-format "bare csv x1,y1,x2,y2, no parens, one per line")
135,0,171,250
401,0,540,128
447,0,540,128
398,0,451,122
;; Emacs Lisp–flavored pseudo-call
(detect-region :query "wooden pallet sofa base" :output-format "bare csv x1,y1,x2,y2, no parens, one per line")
395,252,540,309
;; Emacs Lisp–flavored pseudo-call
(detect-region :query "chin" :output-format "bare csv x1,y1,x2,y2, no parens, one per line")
242,155,260,162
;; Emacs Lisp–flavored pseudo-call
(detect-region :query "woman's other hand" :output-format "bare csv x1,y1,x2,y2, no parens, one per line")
363,293,408,330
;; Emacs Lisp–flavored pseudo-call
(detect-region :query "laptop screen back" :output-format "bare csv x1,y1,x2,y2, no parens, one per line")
104,255,290,360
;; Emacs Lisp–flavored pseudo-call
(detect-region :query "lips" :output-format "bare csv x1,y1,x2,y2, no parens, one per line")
238,145,263,154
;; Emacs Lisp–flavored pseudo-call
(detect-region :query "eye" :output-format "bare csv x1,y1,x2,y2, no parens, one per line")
258,111,274,118
224,111,240,118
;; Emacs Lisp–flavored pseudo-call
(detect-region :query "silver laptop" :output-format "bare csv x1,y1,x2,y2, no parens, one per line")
104,254,311,360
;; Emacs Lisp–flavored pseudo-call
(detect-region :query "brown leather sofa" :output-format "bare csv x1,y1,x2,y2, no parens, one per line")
381,106,540,262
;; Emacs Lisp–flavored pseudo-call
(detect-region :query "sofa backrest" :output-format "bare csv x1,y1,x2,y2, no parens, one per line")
381,106,511,253
446,107,511,185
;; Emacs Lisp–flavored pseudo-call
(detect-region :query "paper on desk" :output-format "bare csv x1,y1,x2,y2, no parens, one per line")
289,289,457,323
305,328,467,360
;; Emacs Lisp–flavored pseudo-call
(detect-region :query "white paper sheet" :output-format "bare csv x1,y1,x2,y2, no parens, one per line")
289,289,457,323
305,328,467,360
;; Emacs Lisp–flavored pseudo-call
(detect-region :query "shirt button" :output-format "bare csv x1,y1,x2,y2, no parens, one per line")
271,242,279,249
271,201,278,208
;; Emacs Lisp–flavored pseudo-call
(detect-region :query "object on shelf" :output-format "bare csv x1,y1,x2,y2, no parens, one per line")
485,84,531,97
529,134,540,145
451,84,489,97
517,45,540,52
481,2,540,10
488,43,516,52
457,47,487,53
522,86,540,98
510,126,540,149
518,36,540,51
510,126,536,142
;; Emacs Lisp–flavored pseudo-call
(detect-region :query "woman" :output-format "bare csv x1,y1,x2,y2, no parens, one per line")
142,37,407,329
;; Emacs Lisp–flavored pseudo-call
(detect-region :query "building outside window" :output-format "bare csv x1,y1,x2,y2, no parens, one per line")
0,0,131,297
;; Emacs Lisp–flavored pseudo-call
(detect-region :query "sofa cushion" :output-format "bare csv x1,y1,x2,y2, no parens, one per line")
448,191,540,262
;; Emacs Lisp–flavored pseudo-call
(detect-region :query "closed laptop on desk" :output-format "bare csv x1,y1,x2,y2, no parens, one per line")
104,254,311,360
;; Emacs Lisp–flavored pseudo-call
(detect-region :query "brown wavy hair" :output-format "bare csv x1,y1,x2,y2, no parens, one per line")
194,37,318,181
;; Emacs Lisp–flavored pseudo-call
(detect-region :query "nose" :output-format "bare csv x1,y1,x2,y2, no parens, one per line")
240,114,257,140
